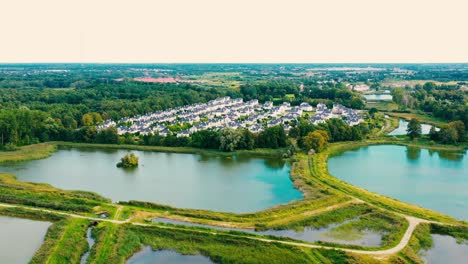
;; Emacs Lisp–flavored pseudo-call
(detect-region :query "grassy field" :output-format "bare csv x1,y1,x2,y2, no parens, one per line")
32,218,90,264
0,143,57,163
0,173,109,213
366,101,399,112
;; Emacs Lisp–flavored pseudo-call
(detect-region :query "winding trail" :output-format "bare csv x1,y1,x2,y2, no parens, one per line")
0,202,436,257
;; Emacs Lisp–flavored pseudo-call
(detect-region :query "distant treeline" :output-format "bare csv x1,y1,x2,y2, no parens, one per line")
392,82,467,128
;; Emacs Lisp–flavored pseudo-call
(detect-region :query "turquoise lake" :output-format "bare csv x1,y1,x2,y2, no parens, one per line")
0,147,303,213
328,145,468,220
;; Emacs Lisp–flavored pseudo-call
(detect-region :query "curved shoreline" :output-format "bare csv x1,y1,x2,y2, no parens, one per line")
0,139,467,261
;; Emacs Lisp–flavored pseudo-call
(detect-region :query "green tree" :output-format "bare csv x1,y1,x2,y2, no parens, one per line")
407,118,422,139
191,130,220,149
219,128,241,152
368,108,378,117
392,87,405,105
117,153,139,168
96,127,119,144
238,129,255,150
439,126,458,144
303,130,329,153
81,114,94,126
429,125,438,141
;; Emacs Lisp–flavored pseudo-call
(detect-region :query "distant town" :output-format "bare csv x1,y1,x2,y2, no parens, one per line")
97,97,364,137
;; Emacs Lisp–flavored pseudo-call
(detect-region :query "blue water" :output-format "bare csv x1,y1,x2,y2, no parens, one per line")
0,148,303,213
328,145,468,220
421,234,468,263
127,247,214,264
80,228,95,264
388,119,435,136
0,216,51,264
152,218,382,246
364,94,393,101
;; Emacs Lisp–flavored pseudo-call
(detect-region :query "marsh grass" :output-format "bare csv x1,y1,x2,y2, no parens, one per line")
0,142,57,163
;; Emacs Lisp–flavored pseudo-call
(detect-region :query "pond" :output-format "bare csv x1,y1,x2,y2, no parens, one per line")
0,147,303,213
388,119,436,136
152,217,383,247
363,94,393,101
328,145,468,219
420,234,468,263
0,216,51,264
127,247,215,264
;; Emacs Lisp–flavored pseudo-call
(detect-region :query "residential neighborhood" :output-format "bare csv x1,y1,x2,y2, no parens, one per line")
97,97,364,137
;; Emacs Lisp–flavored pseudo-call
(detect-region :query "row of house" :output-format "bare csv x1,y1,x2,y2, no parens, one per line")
97,97,362,137
309,103,363,126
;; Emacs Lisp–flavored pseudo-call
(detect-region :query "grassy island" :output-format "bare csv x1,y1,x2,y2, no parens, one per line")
116,153,139,168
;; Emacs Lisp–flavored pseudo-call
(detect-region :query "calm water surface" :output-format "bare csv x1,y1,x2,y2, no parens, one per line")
0,148,303,213
364,94,393,101
0,216,51,264
127,247,215,264
152,218,382,246
388,119,435,135
420,234,468,264
328,145,468,219
80,227,95,264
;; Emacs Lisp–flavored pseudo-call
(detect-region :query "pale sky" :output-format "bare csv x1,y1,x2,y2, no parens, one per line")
1,0,467,63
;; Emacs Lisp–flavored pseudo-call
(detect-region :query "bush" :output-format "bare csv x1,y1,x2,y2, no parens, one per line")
116,153,139,168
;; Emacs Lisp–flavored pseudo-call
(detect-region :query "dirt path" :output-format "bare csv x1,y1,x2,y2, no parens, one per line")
0,203,435,257
114,205,124,220
267,199,362,226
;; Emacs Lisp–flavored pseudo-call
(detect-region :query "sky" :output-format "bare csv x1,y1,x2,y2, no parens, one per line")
1,0,467,63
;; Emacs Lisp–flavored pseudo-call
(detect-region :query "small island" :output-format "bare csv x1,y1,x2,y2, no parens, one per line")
116,153,139,168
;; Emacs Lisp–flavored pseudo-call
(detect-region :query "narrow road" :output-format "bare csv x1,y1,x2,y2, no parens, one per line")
114,205,124,220
0,202,435,257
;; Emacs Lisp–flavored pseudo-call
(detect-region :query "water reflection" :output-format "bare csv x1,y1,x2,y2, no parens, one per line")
388,119,435,136
0,148,302,213
152,218,382,246
80,227,95,264
406,146,421,160
420,234,468,263
437,149,466,162
328,145,468,219
127,247,215,264
0,216,52,264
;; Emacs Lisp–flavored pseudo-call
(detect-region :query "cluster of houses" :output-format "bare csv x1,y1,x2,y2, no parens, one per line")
309,103,363,126
97,97,363,137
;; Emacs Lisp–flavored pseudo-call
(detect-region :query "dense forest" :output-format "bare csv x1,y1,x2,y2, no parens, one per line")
391,82,467,127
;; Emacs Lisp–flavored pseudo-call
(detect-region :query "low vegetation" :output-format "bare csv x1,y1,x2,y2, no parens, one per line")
0,173,108,213
116,153,139,168
0,143,56,163
87,222,364,264
31,218,90,264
